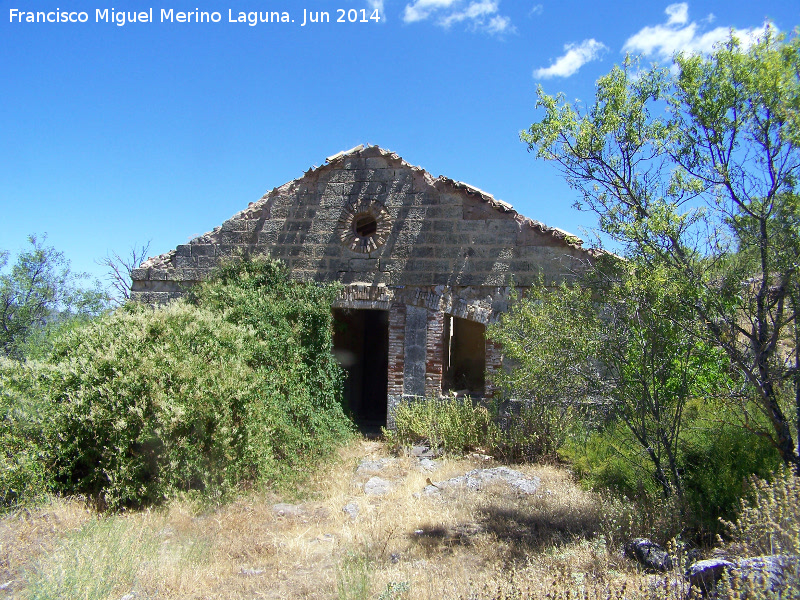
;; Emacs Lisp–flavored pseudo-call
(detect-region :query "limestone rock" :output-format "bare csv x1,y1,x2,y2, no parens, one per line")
625,538,674,572
734,555,799,593
343,501,360,520
364,476,392,496
686,558,735,593
356,458,395,475
424,466,539,496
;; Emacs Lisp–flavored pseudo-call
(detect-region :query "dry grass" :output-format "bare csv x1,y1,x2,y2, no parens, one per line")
0,438,668,600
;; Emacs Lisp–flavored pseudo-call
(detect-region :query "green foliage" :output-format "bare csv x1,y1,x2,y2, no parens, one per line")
680,401,783,538
0,235,107,360
386,394,562,461
378,581,411,600
336,551,373,600
0,256,352,510
385,395,500,456
561,401,782,540
0,358,55,507
490,259,725,502
522,31,800,471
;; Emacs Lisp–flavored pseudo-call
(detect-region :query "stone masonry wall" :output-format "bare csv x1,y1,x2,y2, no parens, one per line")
130,145,593,425
131,145,587,308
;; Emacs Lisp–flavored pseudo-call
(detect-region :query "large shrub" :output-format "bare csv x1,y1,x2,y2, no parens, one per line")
0,257,352,510
560,400,782,541
0,358,55,506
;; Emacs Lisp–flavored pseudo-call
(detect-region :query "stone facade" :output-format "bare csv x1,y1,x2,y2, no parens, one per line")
131,145,591,427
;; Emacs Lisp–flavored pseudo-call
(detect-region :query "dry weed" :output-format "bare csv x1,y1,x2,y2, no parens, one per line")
0,438,663,600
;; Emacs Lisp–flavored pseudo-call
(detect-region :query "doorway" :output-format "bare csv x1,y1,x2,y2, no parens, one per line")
442,315,486,396
332,309,389,428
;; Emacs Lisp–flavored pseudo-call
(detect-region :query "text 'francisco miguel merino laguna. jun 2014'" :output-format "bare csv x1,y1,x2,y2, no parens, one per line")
8,7,382,26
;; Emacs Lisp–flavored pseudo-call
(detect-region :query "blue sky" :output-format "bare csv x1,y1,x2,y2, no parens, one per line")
1,0,797,283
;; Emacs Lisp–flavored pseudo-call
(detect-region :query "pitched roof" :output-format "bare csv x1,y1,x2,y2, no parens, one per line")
141,144,582,269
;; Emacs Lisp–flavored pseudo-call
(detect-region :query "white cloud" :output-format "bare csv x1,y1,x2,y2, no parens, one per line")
403,0,460,23
533,39,608,79
665,3,688,26
487,14,512,34
366,0,385,21
402,0,514,34
440,0,497,27
623,3,774,60
528,4,543,17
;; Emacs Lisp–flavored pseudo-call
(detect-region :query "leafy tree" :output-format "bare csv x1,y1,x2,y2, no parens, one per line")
521,31,800,472
0,235,107,359
489,259,725,504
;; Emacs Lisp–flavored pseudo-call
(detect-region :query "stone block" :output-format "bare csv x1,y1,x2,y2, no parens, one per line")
220,219,249,232
408,246,435,258
289,207,316,220
165,268,203,281
433,246,464,259
436,193,463,206
303,232,335,245
455,220,486,233
487,220,519,235
342,157,364,170
365,157,389,169
318,182,349,197
285,220,312,233
319,194,348,209
191,244,216,257
173,256,197,268
432,220,455,233
349,258,379,271
314,207,345,221
290,258,325,271
220,232,245,244
423,206,462,219
328,258,350,272
131,268,149,281
175,245,191,257
257,231,279,245
328,169,357,183
277,232,301,245
214,245,237,257
364,180,389,195
197,256,219,268
269,205,291,219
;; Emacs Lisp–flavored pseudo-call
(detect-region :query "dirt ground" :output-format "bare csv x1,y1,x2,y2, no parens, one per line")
1,438,661,600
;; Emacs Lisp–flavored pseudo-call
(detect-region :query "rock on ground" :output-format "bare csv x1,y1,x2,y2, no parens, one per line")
686,558,735,593
423,466,540,496
364,476,392,496
625,538,674,572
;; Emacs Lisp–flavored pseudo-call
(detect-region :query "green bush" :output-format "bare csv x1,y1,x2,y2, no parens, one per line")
385,395,500,456
680,417,782,539
560,400,783,541
0,256,353,510
386,395,562,461
0,358,55,507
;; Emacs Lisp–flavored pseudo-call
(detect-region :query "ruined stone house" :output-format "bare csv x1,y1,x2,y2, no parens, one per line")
131,145,590,428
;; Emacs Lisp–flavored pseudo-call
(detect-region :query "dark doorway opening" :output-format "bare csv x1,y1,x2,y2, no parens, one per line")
332,309,389,430
442,316,486,396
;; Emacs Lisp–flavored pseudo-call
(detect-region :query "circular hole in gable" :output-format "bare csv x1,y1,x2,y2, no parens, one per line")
353,213,378,238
